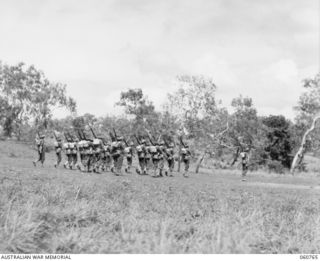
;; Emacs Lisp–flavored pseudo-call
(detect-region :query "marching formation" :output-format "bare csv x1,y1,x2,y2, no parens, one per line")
33,127,192,178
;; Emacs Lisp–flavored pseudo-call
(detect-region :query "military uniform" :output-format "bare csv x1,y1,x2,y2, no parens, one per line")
144,143,152,175
70,141,78,169
240,150,249,180
54,138,63,168
81,140,90,172
157,142,165,177
136,141,147,175
181,145,191,177
76,140,86,171
111,137,125,175
101,143,112,172
63,142,71,169
164,143,175,177
149,144,159,177
124,142,134,173
92,138,103,173
33,135,45,167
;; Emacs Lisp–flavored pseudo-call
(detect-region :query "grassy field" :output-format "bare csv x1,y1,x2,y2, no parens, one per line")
1,141,320,254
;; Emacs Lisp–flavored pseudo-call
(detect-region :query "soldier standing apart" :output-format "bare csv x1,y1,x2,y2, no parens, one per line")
124,141,134,173
33,134,46,167
181,143,191,178
54,136,63,168
240,148,249,181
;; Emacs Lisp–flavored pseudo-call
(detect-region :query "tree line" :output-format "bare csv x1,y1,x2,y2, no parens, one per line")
1,60,319,173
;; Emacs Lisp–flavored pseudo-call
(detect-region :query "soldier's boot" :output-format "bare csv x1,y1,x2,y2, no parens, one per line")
159,169,163,177
33,161,36,167
164,170,168,176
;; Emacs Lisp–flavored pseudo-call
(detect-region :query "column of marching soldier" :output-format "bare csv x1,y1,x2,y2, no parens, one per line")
33,130,192,178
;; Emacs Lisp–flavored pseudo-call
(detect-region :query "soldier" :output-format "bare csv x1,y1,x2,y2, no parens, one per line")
136,139,147,175
92,137,103,173
144,140,152,175
111,136,125,175
81,140,91,172
54,136,63,168
70,140,78,169
148,141,159,177
124,141,134,173
63,141,72,169
33,134,46,167
86,140,94,172
164,142,175,177
240,148,249,181
76,140,83,170
181,143,191,178
156,141,165,177
101,142,112,172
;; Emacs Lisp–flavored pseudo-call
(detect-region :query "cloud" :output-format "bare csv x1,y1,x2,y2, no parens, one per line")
0,0,318,120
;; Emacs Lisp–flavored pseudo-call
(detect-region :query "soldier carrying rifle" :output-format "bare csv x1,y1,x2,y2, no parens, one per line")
53,131,63,168
124,139,134,173
135,135,147,175
180,136,191,178
110,129,125,175
163,139,175,177
33,132,46,167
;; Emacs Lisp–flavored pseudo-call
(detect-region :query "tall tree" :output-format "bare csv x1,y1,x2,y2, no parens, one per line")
291,73,320,173
116,88,158,134
0,61,77,138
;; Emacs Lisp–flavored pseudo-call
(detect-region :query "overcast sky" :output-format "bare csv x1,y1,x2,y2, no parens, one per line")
0,0,319,119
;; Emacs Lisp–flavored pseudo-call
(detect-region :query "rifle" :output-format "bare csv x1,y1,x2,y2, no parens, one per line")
145,129,155,146
148,136,155,146
53,131,59,141
134,134,141,145
77,129,83,140
64,132,70,142
113,128,118,140
179,136,186,148
123,138,129,147
81,129,88,141
90,126,97,139
109,131,115,142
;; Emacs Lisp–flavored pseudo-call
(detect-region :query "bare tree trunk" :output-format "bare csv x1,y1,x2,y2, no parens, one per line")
177,142,181,172
290,115,320,174
195,151,207,173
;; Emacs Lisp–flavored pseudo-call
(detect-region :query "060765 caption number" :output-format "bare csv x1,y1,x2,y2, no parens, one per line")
300,255,318,260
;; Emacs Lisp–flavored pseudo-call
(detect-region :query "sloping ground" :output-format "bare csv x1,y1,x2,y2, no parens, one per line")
0,141,320,254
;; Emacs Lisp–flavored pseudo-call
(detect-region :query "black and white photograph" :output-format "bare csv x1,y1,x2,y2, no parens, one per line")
0,0,319,257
